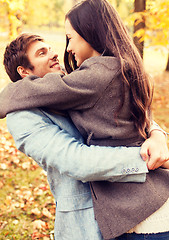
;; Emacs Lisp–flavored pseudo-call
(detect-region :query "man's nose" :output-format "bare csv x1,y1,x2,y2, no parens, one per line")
50,51,58,60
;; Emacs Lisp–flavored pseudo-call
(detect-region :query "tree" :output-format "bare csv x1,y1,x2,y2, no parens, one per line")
133,0,169,70
133,0,146,58
166,54,169,71
0,0,67,34
0,0,26,40
24,0,65,27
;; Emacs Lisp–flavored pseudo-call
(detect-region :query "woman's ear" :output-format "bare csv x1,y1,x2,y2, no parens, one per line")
17,66,30,78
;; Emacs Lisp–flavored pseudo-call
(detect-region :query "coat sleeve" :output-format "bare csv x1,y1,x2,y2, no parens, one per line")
0,58,120,118
6,109,148,183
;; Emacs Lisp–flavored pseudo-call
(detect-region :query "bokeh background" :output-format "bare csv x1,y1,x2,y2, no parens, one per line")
0,0,169,239
0,0,169,89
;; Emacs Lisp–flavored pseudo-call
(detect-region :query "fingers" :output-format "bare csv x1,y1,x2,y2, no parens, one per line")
147,157,160,170
140,142,149,162
140,135,169,170
140,148,149,162
148,153,169,170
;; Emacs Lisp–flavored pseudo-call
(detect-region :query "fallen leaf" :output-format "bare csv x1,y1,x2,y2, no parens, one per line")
32,220,46,230
5,196,12,206
21,161,31,170
43,237,50,240
0,163,7,170
0,221,8,230
31,208,41,216
42,208,54,219
13,219,19,225
0,181,4,189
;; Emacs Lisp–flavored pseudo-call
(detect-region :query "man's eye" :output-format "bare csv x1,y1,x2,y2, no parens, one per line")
39,51,45,56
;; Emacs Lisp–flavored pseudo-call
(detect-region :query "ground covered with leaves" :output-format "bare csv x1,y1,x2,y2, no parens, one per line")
152,72,169,133
0,72,169,240
0,122,55,240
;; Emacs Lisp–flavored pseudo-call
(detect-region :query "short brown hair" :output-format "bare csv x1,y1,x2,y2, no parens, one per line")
3,33,44,82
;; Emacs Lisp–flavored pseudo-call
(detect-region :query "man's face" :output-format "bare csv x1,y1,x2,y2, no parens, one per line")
26,40,62,77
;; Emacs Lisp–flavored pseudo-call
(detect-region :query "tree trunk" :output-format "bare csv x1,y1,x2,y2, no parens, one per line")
166,53,169,71
133,0,146,58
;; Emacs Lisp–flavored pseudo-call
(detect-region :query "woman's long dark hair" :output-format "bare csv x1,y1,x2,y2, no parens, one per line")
64,0,153,138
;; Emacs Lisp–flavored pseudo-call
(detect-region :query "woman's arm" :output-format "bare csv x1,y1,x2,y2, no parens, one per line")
0,57,118,118
140,122,169,170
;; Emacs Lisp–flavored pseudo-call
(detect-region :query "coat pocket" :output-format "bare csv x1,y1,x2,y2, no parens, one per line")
57,192,93,212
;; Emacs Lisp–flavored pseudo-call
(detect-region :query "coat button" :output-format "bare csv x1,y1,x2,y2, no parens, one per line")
121,169,126,174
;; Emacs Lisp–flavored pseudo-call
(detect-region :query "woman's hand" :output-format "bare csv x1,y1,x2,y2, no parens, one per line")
140,130,169,170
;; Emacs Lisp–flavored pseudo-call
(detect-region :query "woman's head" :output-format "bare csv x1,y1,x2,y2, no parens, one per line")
65,18,100,67
64,0,134,72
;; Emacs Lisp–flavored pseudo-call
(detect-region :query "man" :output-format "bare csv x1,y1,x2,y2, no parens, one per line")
2,34,169,239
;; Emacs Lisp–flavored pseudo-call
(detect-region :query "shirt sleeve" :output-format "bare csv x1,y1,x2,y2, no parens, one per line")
6,109,148,183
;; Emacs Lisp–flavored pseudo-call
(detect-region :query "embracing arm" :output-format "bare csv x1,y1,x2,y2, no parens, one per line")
140,123,169,170
0,57,119,118
6,109,148,183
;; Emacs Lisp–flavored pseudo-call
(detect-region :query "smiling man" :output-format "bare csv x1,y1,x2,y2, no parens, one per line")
4,34,63,82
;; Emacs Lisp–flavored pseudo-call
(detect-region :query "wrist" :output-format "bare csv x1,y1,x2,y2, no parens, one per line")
150,128,168,140
149,122,168,139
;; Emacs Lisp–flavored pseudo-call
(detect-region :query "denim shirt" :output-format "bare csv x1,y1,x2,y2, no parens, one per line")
7,109,148,240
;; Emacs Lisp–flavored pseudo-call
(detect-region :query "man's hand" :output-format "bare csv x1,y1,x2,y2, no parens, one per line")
140,130,169,170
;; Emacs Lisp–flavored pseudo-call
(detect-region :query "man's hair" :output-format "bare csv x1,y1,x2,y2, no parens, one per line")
3,33,44,82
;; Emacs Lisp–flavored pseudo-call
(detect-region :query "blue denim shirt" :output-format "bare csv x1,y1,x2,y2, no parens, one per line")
7,109,148,240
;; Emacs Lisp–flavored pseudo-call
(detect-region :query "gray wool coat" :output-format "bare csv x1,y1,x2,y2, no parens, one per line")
0,56,169,239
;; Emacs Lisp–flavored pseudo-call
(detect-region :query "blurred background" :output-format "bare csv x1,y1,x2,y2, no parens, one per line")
0,1,169,239
0,0,169,90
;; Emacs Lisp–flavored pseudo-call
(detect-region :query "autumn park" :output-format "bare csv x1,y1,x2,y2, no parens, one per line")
0,0,169,239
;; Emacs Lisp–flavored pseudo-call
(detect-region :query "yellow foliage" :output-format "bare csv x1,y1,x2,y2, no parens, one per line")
131,0,169,48
7,0,25,12
1,0,26,40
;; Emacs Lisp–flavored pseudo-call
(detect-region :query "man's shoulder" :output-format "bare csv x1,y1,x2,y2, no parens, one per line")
6,108,68,127
7,108,49,121
6,108,54,136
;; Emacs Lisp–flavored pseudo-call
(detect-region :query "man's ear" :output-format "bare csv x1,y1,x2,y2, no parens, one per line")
17,66,31,78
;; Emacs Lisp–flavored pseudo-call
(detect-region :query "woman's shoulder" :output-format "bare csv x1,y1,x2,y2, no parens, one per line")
80,56,121,71
74,56,122,86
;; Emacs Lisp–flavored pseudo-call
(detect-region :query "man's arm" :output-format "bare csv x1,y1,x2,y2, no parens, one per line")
6,109,148,183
